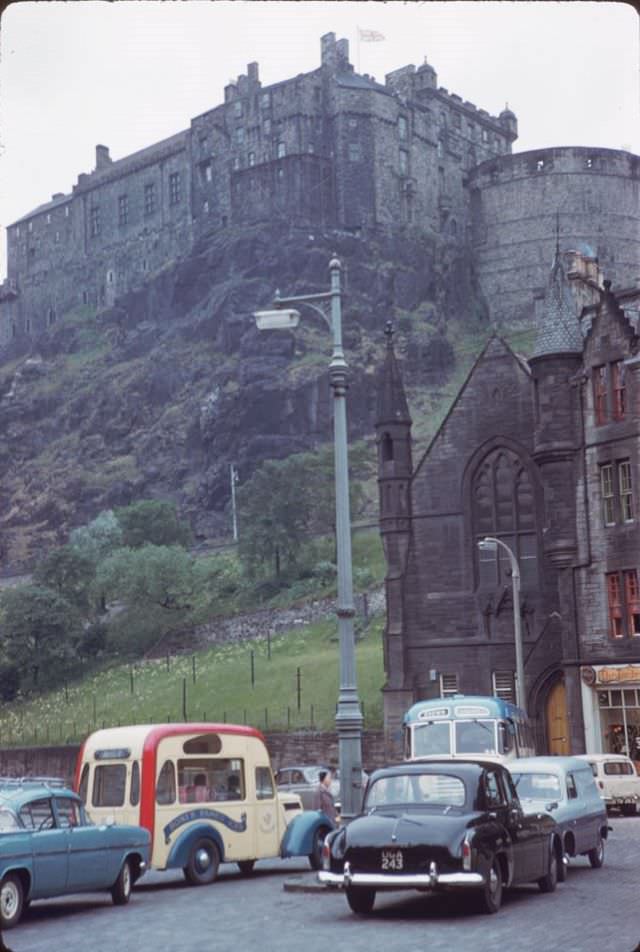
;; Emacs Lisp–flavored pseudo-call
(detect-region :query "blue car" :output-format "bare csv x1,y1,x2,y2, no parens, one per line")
509,757,609,881
0,777,150,928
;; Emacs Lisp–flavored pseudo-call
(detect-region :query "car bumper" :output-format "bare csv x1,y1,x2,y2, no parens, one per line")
318,861,484,890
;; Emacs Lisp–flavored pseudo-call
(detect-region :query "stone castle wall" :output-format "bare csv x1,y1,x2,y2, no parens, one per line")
1,32,639,348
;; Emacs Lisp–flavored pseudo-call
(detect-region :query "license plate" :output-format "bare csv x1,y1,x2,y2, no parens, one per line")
381,848,404,871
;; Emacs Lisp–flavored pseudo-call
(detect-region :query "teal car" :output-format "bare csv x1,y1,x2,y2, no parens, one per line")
0,777,150,928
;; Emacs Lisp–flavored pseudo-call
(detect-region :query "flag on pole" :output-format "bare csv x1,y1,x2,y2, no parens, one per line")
358,28,386,42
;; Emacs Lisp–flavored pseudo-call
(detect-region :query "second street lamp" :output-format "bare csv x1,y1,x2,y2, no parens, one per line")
253,255,364,820
477,536,527,715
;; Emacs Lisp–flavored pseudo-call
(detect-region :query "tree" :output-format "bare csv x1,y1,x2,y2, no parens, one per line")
70,510,124,566
114,500,192,549
33,544,95,612
0,585,82,688
95,545,199,612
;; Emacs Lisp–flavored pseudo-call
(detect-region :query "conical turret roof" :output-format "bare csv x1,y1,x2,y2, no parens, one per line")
376,321,412,426
532,249,583,358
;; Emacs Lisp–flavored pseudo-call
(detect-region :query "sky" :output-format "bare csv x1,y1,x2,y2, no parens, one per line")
0,0,638,280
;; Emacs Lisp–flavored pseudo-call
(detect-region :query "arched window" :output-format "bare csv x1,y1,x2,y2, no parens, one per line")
473,448,538,589
381,432,394,463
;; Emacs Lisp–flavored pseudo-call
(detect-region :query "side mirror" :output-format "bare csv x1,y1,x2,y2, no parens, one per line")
546,801,559,812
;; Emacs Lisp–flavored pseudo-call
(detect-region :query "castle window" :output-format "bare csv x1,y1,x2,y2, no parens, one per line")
248,151,256,167
440,673,459,698
349,143,361,162
261,92,271,109
169,172,181,205
232,157,240,170
607,570,640,638
482,129,489,143
203,200,209,214
620,461,634,522
473,448,538,590
585,157,594,169
437,140,443,158
47,307,56,326
234,100,243,118
236,127,245,145
65,206,70,218
600,464,615,525
55,231,60,243
199,136,209,155
277,166,284,181
612,361,626,420
28,221,33,233
381,433,394,463
399,149,408,175
492,671,515,702
453,113,461,130
16,226,20,238
144,183,156,216
46,213,51,225
118,194,129,226
263,118,271,136
349,118,358,129
593,365,608,425
276,141,286,159
90,206,100,238
536,158,545,172
398,115,407,140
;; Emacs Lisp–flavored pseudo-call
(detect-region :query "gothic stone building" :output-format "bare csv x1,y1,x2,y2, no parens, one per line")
376,250,640,759
2,32,639,345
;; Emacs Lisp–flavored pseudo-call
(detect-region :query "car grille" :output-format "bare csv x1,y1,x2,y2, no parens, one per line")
346,846,460,876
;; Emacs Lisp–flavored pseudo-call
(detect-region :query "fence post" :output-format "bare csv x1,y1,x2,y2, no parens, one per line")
182,678,187,721
310,704,314,730
166,653,170,672
267,630,271,660
297,667,301,711
287,706,291,730
250,650,255,688
192,655,196,685
264,708,268,730
130,666,134,695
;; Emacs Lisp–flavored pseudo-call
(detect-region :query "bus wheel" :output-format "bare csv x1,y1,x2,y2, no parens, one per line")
184,839,220,886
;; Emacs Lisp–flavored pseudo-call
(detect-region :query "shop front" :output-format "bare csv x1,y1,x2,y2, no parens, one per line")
581,664,640,767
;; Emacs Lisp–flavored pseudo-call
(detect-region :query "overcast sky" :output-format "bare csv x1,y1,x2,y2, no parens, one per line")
0,0,638,280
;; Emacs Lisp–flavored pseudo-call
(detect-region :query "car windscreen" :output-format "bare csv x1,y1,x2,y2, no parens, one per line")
512,772,562,800
412,721,452,757
454,720,497,755
0,808,20,833
365,773,466,809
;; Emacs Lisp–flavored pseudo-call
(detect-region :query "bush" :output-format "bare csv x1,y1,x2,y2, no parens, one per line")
80,621,108,658
0,662,21,701
313,560,337,585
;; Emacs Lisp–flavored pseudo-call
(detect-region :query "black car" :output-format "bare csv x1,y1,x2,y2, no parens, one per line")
318,760,561,915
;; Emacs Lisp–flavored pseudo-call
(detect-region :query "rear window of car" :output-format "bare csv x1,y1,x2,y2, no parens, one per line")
366,773,466,808
604,761,635,776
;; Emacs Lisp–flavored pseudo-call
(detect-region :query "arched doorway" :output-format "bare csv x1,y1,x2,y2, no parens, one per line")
546,679,570,755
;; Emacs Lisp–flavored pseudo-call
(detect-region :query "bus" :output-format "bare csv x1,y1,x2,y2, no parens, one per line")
75,723,334,883
403,696,536,763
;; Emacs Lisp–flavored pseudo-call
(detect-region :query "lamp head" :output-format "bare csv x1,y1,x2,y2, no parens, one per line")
477,538,498,553
254,309,300,330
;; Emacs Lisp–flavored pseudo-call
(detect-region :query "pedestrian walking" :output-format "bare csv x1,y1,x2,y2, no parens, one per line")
312,768,337,824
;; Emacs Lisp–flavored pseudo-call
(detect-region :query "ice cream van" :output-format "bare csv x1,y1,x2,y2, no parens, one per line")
75,723,334,884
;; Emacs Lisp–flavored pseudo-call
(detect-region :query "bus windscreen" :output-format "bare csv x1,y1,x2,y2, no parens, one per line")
412,721,451,756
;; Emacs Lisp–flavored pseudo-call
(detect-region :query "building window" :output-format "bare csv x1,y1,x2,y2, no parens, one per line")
234,100,243,118
625,570,640,636
46,213,51,225
536,158,545,171
203,200,209,214
263,118,271,136
607,572,624,638
600,464,616,525
453,112,461,130
440,673,459,698
276,141,286,159
398,115,407,140
277,166,284,181
47,307,56,326
482,129,489,143
144,183,156,216
169,172,181,205
492,671,515,702
90,206,100,238
235,127,245,145
65,206,70,218
55,231,60,243
612,361,626,420
28,221,33,233
348,143,361,162
473,448,538,590
261,92,271,109
619,461,634,522
200,161,213,183
399,149,408,175
593,365,608,425
118,194,129,226
248,151,256,167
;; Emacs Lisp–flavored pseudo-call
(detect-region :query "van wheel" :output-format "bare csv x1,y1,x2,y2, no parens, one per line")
477,857,503,914
111,858,132,905
346,886,375,915
237,860,255,876
0,873,24,929
184,839,220,885
538,843,558,893
308,826,330,871
587,836,605,869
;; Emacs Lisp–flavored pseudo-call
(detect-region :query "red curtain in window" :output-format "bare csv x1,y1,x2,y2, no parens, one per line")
607,572,624,638
624,570,640,636
612,362,626,421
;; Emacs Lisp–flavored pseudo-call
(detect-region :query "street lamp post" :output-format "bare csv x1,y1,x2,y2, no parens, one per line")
477,536,527,715
253,256,364,819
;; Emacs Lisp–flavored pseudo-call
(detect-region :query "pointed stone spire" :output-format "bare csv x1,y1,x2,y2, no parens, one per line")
532,243,583,358
376,321,412,426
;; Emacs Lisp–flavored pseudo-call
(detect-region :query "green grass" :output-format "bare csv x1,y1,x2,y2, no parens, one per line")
0,615,385,747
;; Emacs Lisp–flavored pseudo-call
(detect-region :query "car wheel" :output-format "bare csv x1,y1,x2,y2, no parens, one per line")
308,826,331,871
0,873,24,929
346,886,376,916
557,846,568,883
183,838,220,886
587,835,605,869
621,804,637,817
538,842,558,893
477,857,503,914
237,860,255,876
111,858,132,906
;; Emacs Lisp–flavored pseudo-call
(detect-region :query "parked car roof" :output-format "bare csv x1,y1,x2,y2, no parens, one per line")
0,777,75,811
576,753,634,762
510,756,594,774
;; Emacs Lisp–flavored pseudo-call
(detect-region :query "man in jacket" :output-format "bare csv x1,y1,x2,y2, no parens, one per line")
312,768,337,823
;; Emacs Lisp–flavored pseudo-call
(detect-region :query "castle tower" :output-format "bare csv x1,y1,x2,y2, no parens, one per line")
375,322,414,754
529,247,585,750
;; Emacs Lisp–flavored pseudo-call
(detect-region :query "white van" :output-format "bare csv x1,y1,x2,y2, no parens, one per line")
576,753,640,815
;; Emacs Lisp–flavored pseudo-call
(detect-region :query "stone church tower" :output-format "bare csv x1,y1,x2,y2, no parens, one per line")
376,249,640,760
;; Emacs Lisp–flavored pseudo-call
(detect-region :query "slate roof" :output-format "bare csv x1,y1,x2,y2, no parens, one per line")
532,250,583,358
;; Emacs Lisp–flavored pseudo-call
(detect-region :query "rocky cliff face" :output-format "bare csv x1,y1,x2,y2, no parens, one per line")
0,222,488,567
